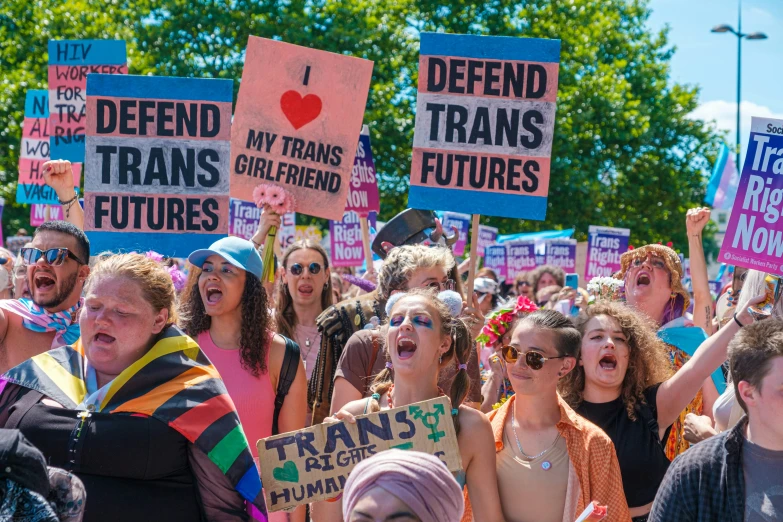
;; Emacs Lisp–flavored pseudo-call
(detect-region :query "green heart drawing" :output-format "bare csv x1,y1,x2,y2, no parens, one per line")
273,461,300,483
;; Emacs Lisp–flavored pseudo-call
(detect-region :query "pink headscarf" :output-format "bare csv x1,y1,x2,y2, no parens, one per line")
342,450,464,522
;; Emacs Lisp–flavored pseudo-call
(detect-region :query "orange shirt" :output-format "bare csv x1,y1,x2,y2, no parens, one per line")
483,395,631,522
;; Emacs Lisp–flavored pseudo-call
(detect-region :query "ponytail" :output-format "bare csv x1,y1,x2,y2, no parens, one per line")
444,317,472,435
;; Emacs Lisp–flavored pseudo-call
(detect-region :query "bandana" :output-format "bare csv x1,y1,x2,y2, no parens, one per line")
1,325,268,521
0,298,83,347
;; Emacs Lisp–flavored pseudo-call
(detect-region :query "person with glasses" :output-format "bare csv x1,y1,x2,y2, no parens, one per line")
0,221,90,373
513,272,533,299
559,299,764,522
486,309,630,522
274,241,334,426
318,288,504,522
323,245,484,424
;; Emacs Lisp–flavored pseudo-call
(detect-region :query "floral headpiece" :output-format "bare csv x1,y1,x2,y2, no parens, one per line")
476,295,538,346
144,251,187,293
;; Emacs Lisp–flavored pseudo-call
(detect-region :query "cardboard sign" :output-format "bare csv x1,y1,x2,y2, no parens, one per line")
506,240,537,279
719,117,783,273
477,225,498,257
330,211,377,267
83,74,233,256
228,198,296,246
584,225,630,280
345,125,380,216
257,397,461,512
280,213,297,249
441,211,471,256
230,37,374,221
48,40,127,162
408,33,561,220
30,205,64,227
483,244,507,281
17,90,82,204
544,239,576,271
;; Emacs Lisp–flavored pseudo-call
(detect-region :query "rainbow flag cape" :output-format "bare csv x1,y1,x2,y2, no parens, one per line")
2,325,268,520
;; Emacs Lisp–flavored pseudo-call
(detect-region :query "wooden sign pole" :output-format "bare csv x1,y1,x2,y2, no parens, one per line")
465,214,481,304
360,215,374,273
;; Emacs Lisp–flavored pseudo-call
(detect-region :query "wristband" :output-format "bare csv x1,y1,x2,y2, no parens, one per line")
733,312,744,328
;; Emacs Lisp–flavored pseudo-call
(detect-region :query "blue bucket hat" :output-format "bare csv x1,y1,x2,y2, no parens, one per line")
187,237,263,280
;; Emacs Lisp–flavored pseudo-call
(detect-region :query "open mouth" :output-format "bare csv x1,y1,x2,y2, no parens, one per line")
636,272,651,287
599,354,617,370
205,287,223,304
298,284,314,298
396,337,418,360
33,272,56,291
94,332,116,344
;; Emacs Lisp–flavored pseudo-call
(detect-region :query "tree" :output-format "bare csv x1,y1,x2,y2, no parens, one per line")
0,0,723,252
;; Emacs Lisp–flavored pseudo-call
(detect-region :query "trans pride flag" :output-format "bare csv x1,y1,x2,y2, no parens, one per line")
704,143,739,210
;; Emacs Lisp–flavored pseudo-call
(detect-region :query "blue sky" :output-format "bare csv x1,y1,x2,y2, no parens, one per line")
647,0,783,160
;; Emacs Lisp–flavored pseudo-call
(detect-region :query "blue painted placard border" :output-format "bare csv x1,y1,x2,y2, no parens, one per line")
25,90,50,118
408,185,547,220
420,33,560,63
86,231,226,258
86,74,234,103
48,40,127,65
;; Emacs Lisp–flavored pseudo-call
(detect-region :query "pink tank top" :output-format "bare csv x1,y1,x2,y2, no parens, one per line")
197,331,275,458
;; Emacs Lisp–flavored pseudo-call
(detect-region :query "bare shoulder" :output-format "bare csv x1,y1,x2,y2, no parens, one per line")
267,333,288,377
458,404,492,433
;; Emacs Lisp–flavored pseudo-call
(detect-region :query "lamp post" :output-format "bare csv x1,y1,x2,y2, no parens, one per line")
711,0,767,171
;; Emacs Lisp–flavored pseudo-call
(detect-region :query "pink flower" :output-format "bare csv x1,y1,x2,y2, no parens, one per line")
265,185,285,204
145,251,164,262
253,185,269,207
168,266,187,292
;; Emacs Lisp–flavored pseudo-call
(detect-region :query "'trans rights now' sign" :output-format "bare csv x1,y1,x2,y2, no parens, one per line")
720,117,783,273
408,33,560,220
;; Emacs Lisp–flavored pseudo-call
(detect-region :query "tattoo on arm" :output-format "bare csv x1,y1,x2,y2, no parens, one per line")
705,306,712,333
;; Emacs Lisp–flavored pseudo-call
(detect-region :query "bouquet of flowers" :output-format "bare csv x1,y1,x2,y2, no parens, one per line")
586,276,625,305
253,184,296,283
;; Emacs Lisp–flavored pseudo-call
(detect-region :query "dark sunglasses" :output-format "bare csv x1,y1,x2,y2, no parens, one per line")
501,345,566,370
517,281,530,288
426,279,456,292
289,262,323,276
21,247,85,267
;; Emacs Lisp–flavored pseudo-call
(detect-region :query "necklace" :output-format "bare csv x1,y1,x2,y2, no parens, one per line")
511,406,561,470
387,384,446,409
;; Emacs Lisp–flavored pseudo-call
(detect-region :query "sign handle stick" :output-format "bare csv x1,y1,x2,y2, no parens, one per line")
360,216,374,273
465,214,481,304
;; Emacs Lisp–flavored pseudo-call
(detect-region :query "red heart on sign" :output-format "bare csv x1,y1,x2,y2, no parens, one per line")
280,90,322,130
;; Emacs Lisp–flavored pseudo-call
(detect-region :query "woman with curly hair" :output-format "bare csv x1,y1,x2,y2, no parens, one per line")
527,265,565,304
559,299,764,521
180,237,307,468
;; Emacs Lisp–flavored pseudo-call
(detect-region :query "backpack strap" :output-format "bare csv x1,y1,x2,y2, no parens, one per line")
4,387,44,430
272,336,301,435
366,331,382,382
637,400,664,450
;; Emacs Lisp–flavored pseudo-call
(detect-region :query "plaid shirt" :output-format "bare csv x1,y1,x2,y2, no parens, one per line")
649,417,748,522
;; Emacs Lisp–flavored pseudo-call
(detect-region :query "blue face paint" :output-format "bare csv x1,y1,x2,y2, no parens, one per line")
414,315,433,329
390,315,404,327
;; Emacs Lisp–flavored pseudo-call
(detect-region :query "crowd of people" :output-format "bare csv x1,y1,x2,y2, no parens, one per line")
0,160,781,522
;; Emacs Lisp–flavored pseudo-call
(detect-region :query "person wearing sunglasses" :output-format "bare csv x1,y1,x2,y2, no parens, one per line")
0,221,90,374
486,309,630,522
559,297,765,522
513,272,533,299
319,288,504,522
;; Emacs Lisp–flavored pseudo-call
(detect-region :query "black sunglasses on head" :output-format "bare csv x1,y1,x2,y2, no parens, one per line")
289,262,324,276
21,247,85,266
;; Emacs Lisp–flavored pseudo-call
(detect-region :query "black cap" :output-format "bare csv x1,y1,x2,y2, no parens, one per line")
0,429,50,497
371,209,438,259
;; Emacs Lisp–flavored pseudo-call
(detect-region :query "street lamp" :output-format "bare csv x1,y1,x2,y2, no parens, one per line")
711,0,767,171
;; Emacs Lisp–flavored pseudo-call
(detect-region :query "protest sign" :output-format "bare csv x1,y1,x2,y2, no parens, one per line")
506,240,537,279
477,225,498,257
719,117,783,273
408,33,561,220
280,213,297,249
6,236,32,257
584,226,630,280
295,225,323,243
83,74,232,256
257,396,461,511
544,239,577,271
330,211,377,267
441,211,471,256
48,40,127,163
228,198,296,246
345,125,380,216
483,244,507,281
30,205,64,227
17,90,82,205
230,37,374,221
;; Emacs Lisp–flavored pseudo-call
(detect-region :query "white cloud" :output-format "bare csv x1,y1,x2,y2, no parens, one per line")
689,100,783,157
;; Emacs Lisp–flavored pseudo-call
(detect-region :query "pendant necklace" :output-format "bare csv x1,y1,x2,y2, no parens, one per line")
511,406,561,471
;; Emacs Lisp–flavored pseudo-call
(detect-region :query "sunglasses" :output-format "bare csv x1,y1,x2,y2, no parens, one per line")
517,281,530,288
632,255,666,271
501,345,567,370
426,279,456,292
289,262,324,276
21,248,85,267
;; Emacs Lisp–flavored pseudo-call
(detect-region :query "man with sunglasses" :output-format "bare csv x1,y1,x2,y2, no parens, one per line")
0,221,90,373
488,309,630,522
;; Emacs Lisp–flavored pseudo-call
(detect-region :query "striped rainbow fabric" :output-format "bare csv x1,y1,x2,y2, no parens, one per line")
2,325,268,520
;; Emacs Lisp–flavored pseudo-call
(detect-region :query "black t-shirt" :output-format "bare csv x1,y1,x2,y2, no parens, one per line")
575,384,672,508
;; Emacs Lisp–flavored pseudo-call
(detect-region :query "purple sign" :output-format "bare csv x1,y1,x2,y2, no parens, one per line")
229,198,295,247
483,245,507,281
330,211,377,267
709,280,722,296
506,241,537,280
544,239,577,271
585,225,630,280
344,125,380,216
719,117,783,274
441,211,470,256
477,225,498,258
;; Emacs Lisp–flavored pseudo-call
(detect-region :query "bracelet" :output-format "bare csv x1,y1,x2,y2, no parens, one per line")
251,238,262,249
58,193,78,206
733,312,744,328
